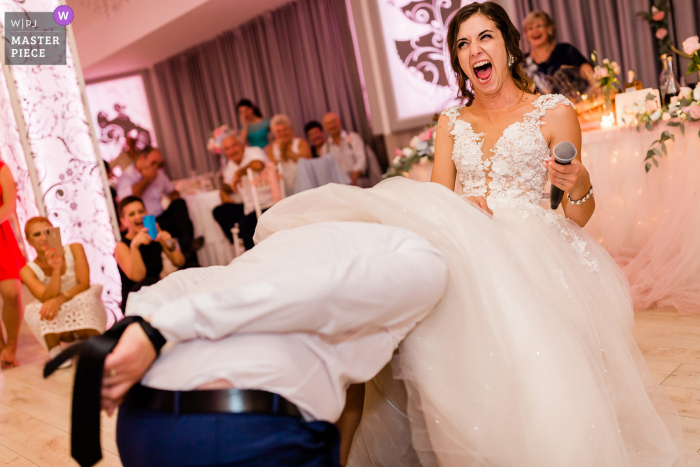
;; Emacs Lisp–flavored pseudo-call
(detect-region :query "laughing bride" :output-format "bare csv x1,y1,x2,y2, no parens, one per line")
255,2,700,465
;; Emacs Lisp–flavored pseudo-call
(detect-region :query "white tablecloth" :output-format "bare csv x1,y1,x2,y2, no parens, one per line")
580,123,698,261
184,190,235,267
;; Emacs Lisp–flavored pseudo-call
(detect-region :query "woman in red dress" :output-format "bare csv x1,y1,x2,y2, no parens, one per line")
0,161,26,368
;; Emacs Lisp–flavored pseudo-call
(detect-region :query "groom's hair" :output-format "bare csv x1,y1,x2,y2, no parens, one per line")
446,2,533,106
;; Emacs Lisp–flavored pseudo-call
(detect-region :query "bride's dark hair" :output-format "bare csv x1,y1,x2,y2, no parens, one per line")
447,2,533,106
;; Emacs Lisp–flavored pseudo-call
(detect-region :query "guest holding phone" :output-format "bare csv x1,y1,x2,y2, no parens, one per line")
114,196,184,312
0,160,25,369
20,217,106,367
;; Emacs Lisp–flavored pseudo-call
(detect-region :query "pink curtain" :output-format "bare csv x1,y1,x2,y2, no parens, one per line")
152,0,370,180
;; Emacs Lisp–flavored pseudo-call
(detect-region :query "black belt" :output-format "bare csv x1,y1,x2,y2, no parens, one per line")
123,383,302,418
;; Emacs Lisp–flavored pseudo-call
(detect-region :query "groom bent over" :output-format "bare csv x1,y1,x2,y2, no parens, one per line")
99,221,448,467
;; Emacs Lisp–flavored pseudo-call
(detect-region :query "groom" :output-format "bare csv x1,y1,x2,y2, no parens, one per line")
92,221,447,467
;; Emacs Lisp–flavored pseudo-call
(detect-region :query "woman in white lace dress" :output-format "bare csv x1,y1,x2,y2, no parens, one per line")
20,217,106,365
254,3,700,466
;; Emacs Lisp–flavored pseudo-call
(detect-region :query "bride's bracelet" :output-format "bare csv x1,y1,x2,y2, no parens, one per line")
567,185,594,205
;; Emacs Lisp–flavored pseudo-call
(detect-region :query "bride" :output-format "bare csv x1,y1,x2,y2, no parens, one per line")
256,2,700,466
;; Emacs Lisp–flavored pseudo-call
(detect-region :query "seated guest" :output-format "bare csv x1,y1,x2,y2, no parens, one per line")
522,11,593,95
237,99,270,149
116,146,202,268
212,134,269,249
321,112,367,186
20,217,106,367
304,120,325,158
114,196,185,313
267,114,312,196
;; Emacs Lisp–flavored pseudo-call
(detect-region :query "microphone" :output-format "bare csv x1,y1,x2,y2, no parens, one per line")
549,141,577,210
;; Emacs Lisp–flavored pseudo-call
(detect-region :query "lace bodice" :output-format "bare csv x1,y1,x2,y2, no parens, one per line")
28,246,78,292
443,94,573,205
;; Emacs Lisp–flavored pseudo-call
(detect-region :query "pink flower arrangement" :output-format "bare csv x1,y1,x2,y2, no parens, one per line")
419,127,434,142
690,105,700,120
683,36,700,55
655,28,668,40
651,10,665,21
206,125,231,154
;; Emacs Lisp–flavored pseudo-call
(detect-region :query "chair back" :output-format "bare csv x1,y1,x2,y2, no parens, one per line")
238,163,286,218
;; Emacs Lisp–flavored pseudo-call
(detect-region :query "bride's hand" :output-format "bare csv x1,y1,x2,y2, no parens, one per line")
467,196,493,215
545,158,591,200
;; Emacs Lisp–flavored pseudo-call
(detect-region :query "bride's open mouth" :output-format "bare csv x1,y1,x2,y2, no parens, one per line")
473,60,493,84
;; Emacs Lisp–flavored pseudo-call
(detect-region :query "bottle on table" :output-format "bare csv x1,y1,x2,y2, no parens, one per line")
659,54,680,105
625,70,643,92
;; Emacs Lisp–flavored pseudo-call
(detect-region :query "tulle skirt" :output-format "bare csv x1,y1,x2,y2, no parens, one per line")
254,177,700,467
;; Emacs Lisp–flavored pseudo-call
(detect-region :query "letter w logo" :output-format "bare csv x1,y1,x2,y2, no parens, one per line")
58,11,68,20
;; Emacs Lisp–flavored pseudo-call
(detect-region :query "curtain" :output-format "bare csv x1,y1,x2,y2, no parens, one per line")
513,0,660,93
153,0,370,180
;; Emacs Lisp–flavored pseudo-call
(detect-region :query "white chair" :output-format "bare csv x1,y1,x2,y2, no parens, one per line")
229,163,285,259
230,224,246,259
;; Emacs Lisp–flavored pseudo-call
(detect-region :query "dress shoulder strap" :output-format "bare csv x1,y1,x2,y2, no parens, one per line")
28,260,46,282
441,105,463,131
526,94,574,122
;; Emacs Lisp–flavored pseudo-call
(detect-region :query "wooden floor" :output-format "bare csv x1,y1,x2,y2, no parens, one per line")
1,309,700,466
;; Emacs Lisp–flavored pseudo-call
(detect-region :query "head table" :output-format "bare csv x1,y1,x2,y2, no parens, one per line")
406,121,700,314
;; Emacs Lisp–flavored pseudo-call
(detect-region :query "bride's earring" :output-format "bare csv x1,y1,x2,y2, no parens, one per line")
508,54,515,67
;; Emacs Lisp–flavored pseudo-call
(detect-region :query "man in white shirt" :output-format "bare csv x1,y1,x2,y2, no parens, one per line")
212,134,270,250
98,221,448,467
117,146,202,267
321,112,367,185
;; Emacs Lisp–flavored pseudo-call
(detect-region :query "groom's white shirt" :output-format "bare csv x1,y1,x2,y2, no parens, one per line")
125,221,448,422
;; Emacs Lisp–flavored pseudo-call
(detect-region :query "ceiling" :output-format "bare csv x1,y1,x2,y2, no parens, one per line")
68,0,293,81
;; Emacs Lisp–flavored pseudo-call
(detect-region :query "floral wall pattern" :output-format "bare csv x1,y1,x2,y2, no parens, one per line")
85,74,157,171
377,0,477,120
1,0,122,326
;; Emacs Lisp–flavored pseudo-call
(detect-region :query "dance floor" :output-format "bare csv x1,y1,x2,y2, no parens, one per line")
1,309,700,466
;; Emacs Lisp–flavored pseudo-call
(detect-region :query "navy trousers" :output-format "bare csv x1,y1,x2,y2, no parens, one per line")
116,405,341,467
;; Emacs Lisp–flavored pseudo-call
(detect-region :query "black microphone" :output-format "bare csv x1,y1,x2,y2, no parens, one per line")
549,141,577,210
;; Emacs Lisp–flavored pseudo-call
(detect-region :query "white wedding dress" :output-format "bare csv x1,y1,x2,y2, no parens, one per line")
254,94,700,466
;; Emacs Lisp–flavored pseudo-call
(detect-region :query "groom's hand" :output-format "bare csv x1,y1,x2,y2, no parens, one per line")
467,195,493,215
101,323,157,415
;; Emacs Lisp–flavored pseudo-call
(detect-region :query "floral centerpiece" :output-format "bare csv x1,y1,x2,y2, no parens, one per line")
634,83,700,172
591,51,620,113
638,0,672,55
683,36,700,74
384,125,436,179
206,125,231,154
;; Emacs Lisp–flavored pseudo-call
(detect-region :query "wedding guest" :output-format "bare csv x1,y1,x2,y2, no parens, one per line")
116,146,202,268
304,121,325,158
0,160,25,369
237,99,270,149
212,133,269,248
321,112,367,186
114,196,185,312
267,114,312,196
20,217,106,368
110,136,139,176
522,11,593,94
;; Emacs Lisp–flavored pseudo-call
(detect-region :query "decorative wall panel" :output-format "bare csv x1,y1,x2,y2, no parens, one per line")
377,0,479,120
1,0,122,325
85,74,158,172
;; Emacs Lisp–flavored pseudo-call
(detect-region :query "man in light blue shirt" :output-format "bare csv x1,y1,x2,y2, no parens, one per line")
117,147,202,267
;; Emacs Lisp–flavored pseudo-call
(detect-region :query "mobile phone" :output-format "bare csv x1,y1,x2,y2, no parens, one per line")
46,227,64,256
142,215,158,240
